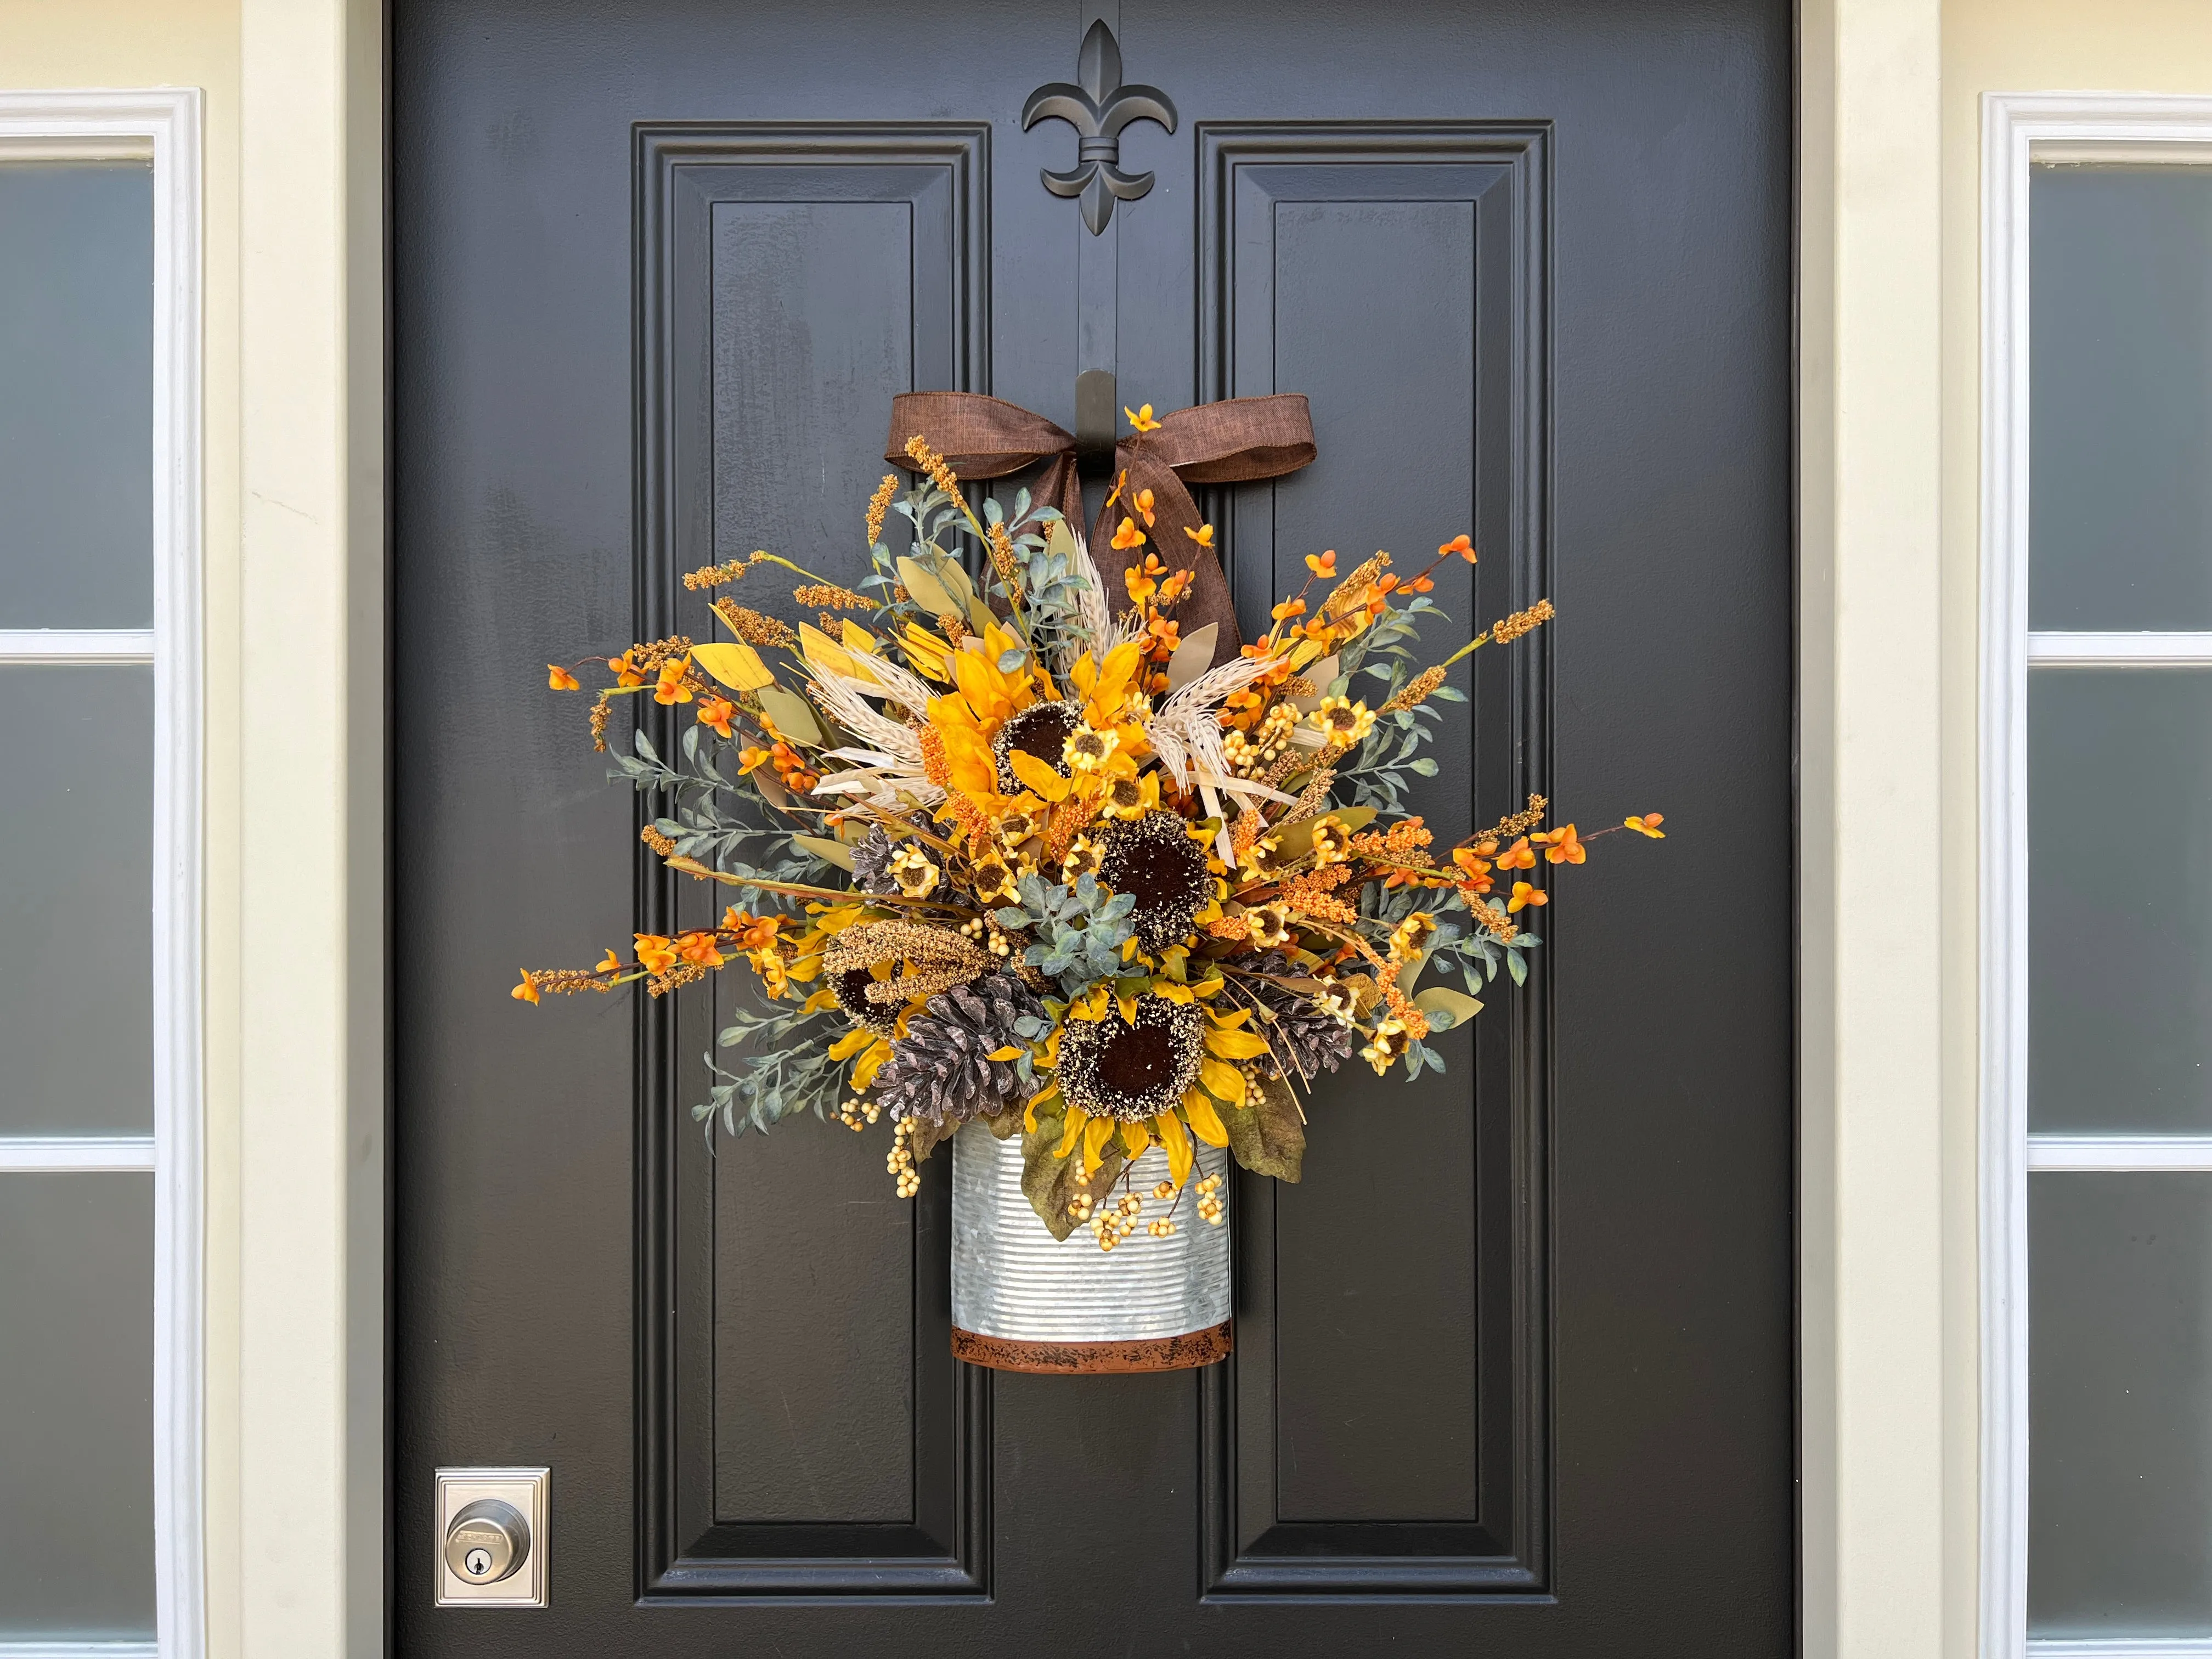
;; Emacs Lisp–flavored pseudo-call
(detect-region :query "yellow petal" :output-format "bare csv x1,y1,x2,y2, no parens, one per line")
1056,1105,1091,1158
1082,1114,1117,1173
1210,1007,1254,1030
828,1026,876,1060
851,1037,891,1090
1181,1090,1230,1147
1007,748,1071,802
988,1044,1026,1062
842,619,882,656
1206,1026,1269,1059
1155,1110,1194,1188
802,988,840,1014
1118,994,1138,1026
1199,1056,1248,1105
1023,1082,1061,1133
1119,1119,1151,1158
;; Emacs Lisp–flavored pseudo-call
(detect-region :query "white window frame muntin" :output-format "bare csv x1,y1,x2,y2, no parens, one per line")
0,91,202,1659
1982,92,2212,1659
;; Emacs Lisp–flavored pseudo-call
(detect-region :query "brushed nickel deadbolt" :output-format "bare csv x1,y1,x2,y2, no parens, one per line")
443,1497,528,1585
434,1466,549,1607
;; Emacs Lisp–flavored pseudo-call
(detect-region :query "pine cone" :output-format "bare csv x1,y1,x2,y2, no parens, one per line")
870,973,1046,1125
849,825,898,895
1244,952,1355,1082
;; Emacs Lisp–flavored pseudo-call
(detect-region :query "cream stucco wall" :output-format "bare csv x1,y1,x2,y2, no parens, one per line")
0,4,245,1657
1939,8,2212,1658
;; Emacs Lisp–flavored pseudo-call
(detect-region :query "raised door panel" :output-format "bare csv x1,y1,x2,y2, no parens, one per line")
636,126,990,1596
1196,125,1550,1598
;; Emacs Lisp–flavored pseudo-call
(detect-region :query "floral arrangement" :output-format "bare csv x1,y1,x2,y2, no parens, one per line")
517,425,1662,1246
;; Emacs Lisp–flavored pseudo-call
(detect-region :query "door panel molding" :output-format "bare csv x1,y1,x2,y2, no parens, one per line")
633,122,992,1599
1194,121,1553,1600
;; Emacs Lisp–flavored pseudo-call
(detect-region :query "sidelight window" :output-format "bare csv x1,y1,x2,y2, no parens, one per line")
1984,95,2212,1659
0,92,200,1659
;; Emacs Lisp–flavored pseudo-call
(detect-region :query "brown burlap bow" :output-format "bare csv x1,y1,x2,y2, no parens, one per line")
885,391,1317,669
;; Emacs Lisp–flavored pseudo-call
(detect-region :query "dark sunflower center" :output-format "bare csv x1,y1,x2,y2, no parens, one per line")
832,964,897,1032
994,701,1081,792
1058,995,1204,1121
1094,1020,1175,1097
1006,703,1077,766
1098,811,1211,949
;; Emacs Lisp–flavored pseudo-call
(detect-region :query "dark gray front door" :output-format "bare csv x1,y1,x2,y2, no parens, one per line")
392,2,1795,1652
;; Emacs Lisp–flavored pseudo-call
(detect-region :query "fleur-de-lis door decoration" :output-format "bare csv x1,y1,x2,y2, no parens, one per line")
1022,19,1178,234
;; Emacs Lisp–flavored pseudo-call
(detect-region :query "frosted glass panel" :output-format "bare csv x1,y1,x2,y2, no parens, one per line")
2028,668,2212,1131
0,1172,154,1639
2030,166,2212,630
0,162,154,629
2032,1172,2212,1637
0,665,152,1133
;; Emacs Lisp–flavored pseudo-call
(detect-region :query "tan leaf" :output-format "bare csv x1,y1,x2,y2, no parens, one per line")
755,685,823,747
1163,623,1218,693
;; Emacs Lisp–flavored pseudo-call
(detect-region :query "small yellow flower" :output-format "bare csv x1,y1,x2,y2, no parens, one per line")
1314,978,1357,1023
1063,834,1104,881
1125,402,1163,434
1063,723,1120,774
1310,816,1352,866
738,746,771,775
608,649,645,688
1110,515,1147,551
887,844,940,898
511,970,540,1005
1390,911,1439,958
1625,813,1667,838
1507,879,1548,914
1311,696,1375,746
595,948,622,973
1102,771,1161,821
1361,1017,1410,1075
547,663,580,691
1184,522,1215,550
1247,903,1294,950
634,934,680,974
1305,549,1338,579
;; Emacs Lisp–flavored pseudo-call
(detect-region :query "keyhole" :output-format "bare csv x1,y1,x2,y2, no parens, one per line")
465,1547,492,1577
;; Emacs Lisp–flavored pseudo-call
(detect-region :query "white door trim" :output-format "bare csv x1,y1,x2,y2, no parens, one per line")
1979,90,2212,1659
0,87,205,1659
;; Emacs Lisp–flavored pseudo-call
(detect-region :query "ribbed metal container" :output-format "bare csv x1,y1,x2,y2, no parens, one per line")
949,1121,1231,1373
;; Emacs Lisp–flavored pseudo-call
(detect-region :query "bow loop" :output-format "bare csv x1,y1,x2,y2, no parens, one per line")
888,390,1316,669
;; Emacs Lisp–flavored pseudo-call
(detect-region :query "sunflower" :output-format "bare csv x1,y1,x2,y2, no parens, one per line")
1097,810,1215,951
991,699,1081,794
1056,994,1204,1122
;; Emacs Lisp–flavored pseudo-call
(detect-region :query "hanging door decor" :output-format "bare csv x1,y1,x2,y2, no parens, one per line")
512,397,1663,1373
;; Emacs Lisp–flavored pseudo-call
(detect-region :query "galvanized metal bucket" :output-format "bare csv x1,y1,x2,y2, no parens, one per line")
949,1121,1232,1373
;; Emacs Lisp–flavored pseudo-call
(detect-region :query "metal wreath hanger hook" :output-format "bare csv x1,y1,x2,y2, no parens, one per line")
1022,19,1178,234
